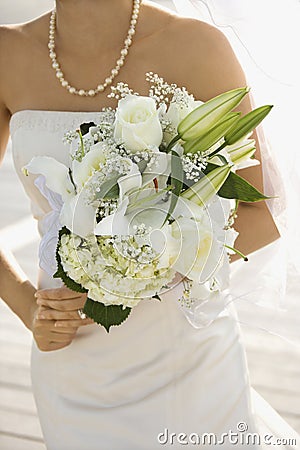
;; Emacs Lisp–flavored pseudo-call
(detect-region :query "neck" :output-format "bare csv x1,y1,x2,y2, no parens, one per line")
54,0,136,52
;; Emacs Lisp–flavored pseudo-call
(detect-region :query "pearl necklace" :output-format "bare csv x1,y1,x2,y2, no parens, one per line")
48,0,142,97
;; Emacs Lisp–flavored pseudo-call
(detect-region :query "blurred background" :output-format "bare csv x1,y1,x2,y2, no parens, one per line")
0,1,299,449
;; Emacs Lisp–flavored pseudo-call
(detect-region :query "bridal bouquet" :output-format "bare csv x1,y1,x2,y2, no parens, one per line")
24,73,271,332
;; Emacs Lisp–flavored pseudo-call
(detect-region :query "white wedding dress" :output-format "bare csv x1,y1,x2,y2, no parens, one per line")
10,110,299,450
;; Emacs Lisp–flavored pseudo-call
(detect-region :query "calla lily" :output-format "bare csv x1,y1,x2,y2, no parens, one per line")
24,156,75,201
177,87,249,142
181,165,232,206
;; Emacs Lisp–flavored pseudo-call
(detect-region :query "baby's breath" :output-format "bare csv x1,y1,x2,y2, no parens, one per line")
182,153,208,182
146,72,195,109
178,278,195,309
97,199,118,219
63,130,78,145
108,82,138,99
146,72,178,105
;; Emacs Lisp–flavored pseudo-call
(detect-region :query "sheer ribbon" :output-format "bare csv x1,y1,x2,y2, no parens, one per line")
151,0,300,346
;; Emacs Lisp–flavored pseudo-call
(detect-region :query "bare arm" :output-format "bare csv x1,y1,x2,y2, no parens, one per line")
0,98,38,332
0,27,93,349
175,21,280,260
0,102,93,345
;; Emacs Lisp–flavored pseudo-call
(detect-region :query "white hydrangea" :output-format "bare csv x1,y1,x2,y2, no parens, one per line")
58,232,176,309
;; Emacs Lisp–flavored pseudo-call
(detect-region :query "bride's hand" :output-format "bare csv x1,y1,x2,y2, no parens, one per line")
31,286,94,352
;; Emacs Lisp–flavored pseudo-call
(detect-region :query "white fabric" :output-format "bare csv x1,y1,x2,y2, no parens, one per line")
9,110,298,449
150,0,300,346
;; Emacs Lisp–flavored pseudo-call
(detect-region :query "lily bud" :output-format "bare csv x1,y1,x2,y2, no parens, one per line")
183,112,241,155
227,139,256,165
181,164,231,206
224,105,273,146
178,87,249,141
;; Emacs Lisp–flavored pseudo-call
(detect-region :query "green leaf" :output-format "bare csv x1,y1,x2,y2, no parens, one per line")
94,175,120,200
224,105,273,145
82,298,131,333
178,87,249,141
53,227,87,293
163,150,184,225
216,154,229,165
80,122,97,136
204,163,270,202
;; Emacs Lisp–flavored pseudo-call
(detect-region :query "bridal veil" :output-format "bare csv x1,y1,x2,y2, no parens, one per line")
152,0,300,346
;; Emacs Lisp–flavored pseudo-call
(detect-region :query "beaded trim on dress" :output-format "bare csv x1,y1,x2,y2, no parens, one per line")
9,110,105,135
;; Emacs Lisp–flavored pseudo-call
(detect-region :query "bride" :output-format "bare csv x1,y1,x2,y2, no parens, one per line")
0,0,298,448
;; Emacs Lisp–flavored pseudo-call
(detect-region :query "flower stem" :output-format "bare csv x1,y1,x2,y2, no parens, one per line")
225,244,248,262
76,129,85,159
166,135,181,153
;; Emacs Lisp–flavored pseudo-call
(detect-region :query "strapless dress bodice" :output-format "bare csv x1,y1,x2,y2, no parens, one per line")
10,110,104,222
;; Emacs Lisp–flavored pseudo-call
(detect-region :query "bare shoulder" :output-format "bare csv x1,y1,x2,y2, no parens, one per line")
0,25,21,104
155,15,247,101
0,13,49,55
0,24,21,61
0,15,49,107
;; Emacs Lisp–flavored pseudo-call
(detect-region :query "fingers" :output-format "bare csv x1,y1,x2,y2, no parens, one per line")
54,318,95,328
36,308,95,326
36,308,82,321
36,305,94,325
43,332,77,343
36,296,87,312
32,292,95,352
35,286,87,301
34,318,78,334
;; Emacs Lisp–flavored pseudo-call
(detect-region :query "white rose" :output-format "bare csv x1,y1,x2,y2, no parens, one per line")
114,95,163,152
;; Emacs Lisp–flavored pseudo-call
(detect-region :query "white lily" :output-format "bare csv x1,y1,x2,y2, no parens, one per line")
166,216,215,282
209,136,260,170
141,151,171,190
94,196,131,235
226,137,259,170
72,142,106,188
95,183,174,237
117,158,142,202
24,155,102,238
24,156,75,201
60,192,97,238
